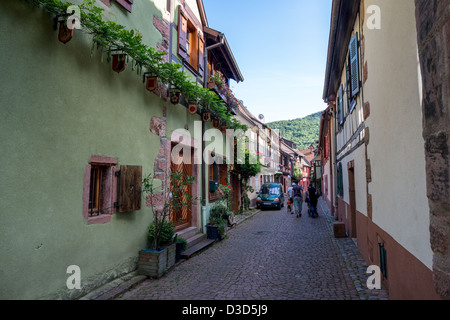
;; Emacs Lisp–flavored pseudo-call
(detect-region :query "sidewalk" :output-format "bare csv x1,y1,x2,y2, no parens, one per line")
317,197,390,300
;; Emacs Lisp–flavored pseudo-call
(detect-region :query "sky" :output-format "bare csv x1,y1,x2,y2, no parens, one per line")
202,0,333,123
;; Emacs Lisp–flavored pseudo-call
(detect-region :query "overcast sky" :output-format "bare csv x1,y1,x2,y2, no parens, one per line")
203,0,333,123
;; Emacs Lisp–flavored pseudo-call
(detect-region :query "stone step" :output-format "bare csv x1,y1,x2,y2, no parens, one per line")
181,239,215,259
186,232,207,249
176,226,198,241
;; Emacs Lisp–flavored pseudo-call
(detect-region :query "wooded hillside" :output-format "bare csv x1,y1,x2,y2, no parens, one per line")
267,111,321,150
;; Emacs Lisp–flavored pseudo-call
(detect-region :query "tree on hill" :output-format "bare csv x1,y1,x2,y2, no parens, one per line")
267,111,321,150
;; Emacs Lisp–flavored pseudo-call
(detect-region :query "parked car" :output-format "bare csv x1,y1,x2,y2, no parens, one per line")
256,183,284,210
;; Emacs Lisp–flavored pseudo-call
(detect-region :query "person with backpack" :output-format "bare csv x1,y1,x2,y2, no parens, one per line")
293,183,303,218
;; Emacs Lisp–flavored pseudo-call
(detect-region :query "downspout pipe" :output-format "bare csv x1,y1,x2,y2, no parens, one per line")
200,34,225,230
202,33,225,203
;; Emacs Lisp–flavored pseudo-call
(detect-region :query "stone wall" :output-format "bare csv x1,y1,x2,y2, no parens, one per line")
415,0,450,300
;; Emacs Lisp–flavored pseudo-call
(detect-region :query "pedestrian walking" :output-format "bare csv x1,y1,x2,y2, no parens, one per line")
293,183,303,218
308,184,318,218
287,183,295,214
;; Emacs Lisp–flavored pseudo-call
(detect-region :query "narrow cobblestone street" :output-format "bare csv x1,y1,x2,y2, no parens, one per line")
117,198,389,300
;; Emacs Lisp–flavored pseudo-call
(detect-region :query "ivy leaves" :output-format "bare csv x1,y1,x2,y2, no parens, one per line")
30,0,247,130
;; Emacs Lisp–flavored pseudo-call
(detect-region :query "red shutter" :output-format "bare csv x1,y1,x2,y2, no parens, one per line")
198,33,205,73
116,0,133,13
178,10,188,60
323,136,329,160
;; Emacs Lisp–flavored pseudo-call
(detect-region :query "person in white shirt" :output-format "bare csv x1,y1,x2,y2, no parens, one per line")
287,183,295,214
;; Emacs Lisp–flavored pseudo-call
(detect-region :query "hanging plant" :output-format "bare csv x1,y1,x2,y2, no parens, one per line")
170,91,181,105
58,20,74,44
220,122,227,133
29,0,249,131
188,103,197,115
145,75,158,92
112,53,127,73
202,109,211,122
212,117,220,128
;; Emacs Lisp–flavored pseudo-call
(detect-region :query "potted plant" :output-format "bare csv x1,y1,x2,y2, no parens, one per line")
202,109,211,122
170,91,181,105
112,53,127,73
188,103,197,115
175,237,187,263
212,117,220,128
138,172,196,278
207,205,227,241
145,75,158,92
58,20,74,44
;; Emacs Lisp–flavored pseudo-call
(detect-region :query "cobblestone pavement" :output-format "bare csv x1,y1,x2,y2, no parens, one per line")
117,198,389,300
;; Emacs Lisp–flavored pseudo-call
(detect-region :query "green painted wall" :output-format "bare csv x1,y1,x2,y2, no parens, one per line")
0,0,170,299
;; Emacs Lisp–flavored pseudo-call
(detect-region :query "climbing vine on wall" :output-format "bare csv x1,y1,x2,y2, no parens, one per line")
28,0,247,131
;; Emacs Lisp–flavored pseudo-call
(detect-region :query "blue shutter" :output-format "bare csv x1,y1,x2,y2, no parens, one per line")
350,33,360,97
338,85,344,125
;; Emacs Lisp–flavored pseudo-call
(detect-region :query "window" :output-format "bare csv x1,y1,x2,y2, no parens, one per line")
116,0,133,13
209,161,227,201
100,1,133,13
83,156,142,224
178,9,204,74
89,165,104,216
260,186,280,195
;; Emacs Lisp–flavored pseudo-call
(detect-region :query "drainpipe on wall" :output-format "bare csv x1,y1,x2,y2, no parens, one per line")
200,34,225,232
332,106,338,218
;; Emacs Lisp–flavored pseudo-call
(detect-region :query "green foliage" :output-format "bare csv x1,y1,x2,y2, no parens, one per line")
147,219,175,248
176,237,188,251
267,112,321,150
28,0,246,130
292,167,302,181
209,206,227,236
143,172,197,250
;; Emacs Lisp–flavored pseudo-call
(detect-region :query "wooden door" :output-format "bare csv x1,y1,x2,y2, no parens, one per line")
170,148,193,229
348,167,357,238
231,173,240,213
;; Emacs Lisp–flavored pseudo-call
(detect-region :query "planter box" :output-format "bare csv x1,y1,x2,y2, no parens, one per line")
206,224,225,242
175,242,184,263
138,243,176,278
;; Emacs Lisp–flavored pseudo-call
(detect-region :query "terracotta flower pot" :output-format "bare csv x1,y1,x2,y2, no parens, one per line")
58,21,74,44
202,111,211,122
188,103,197,115
112,54,127,73
213,118,220,128
145,76,158,92
170,91,181,105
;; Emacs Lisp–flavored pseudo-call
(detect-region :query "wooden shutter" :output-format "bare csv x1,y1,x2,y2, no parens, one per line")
338,85,344,125
178,10,188,60
198,33,205,73
219,164,227,184
118,165,142,213
116,0,133,13
349,32,360,97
